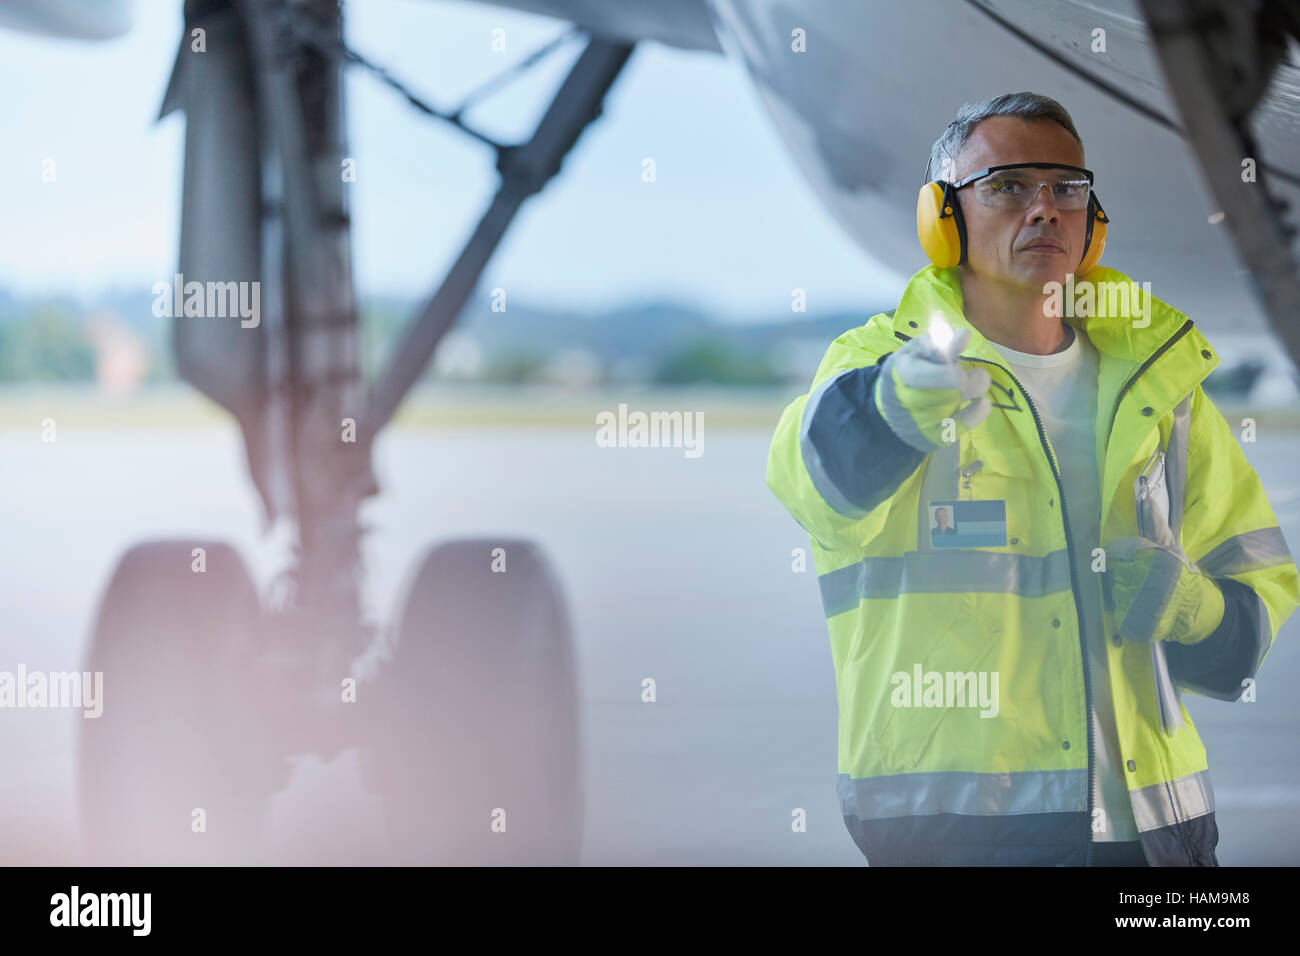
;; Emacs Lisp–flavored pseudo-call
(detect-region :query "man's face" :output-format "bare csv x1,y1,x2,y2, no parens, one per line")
935,508,950,529
951,116,1089,290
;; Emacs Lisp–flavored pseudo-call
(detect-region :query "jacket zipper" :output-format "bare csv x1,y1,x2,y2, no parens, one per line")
894,328,1096,864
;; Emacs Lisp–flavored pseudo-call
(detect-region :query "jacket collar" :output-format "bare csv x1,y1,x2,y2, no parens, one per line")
879,263,1222,517
881,264,1219,386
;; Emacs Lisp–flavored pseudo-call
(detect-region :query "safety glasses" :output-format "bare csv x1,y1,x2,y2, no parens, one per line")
950,163,1095,211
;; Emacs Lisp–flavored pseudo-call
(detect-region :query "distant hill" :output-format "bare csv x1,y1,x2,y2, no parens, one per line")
0,285,886,385
364,293,885,385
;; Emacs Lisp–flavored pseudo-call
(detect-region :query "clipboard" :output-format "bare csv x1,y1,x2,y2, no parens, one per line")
1133,447,1185,736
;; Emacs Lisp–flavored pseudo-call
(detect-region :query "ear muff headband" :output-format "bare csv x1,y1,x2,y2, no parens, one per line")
916,180,1111,273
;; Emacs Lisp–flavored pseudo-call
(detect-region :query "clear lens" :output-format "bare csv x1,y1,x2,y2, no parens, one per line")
972,169,1091,210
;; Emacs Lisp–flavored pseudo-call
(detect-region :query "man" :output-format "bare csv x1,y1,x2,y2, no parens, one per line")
766,92,1299,866
931,506,957,541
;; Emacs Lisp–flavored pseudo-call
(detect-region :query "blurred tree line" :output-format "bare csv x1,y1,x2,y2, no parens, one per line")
651,339,782,386
0,297,786,387
0,306,95,381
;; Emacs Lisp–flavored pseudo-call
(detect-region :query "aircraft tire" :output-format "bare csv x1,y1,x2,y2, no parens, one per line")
77,540,282,864
359,538,583,865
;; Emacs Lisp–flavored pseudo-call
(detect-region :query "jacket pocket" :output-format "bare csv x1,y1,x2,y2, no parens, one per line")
960,434,1037,495
954,435,1038,550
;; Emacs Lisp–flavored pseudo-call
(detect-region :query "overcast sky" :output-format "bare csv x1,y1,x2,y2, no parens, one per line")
0,0,903,321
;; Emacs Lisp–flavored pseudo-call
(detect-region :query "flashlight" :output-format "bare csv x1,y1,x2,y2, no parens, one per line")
929,314,956,362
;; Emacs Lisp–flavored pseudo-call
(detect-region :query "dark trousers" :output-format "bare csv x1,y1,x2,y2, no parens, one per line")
1089,840,1149,866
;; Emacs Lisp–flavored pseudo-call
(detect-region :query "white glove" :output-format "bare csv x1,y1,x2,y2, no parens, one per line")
873,327,992,453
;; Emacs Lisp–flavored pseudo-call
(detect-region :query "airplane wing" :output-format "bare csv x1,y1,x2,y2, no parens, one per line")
445,0,723,53
455,0,1300,371
704,0,1299,327
0,0,131,39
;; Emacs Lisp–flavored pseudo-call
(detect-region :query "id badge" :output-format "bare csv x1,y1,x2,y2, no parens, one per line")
927,499,1008,548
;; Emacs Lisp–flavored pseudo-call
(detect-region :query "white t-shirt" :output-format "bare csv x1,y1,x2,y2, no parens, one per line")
986,322,1139,843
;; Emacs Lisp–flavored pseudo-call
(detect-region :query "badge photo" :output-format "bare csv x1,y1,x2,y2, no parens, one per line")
928,500,1008,548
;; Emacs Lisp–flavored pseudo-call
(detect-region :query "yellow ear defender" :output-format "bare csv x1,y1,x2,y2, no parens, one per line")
916,176,1110,273
917,180,968,268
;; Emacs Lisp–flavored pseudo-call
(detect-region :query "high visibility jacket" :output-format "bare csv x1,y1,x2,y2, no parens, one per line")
766,264,1300,866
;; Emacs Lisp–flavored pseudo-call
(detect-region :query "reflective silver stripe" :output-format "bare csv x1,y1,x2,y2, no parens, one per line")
838,769,1086,820
818,549,1072,617
798,368,870,520
1197,526,1294,576
1118,548,1185,641
1130,769,1215,831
